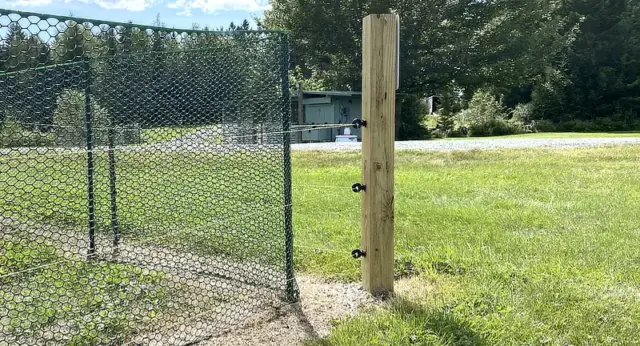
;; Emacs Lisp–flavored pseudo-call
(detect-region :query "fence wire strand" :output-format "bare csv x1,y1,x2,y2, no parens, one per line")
0,124,355,161
0,203,343,283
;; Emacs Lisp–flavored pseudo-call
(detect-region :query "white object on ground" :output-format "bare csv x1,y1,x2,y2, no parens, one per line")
335,127,358,142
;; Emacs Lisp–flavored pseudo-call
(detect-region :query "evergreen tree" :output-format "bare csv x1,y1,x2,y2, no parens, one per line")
531,0,640,129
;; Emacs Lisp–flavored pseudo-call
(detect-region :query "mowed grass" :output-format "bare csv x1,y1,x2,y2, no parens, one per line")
0,147,287,342
2,145,640,344
0,234,166,344
293,146,640,345
443,131,640,140
140,126,208,144
0,149,287,262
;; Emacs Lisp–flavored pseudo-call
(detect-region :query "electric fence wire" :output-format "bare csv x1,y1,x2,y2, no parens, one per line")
0,123,358,160
0,203,293,281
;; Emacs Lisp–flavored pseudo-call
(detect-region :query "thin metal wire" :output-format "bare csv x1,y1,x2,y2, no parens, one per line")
0,258,70,280
294,185,356,191
13,122,352,134
0,8,288,36
0,203,294,280
0,124,355,161
219,123,352,141
14,121,352,133
0,10,366,343
123,203,294,245
294,244,353,254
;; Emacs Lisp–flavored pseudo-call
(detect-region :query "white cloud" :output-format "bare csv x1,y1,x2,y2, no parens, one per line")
168,0,270,15
12,0,156,11
176,8,192,16
93,0,157,11
10,0,269,14
13,0,53,6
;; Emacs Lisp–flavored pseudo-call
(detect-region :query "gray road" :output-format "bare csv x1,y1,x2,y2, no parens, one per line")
292,137,640,152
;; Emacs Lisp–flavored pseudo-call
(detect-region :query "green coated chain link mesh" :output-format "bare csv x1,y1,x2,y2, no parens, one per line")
0,9,297,345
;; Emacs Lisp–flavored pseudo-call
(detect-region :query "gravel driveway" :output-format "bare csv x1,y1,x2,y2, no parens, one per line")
4,137,640,158
292,137,640,152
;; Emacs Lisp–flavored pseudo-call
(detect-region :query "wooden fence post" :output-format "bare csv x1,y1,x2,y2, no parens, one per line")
361,14,398,297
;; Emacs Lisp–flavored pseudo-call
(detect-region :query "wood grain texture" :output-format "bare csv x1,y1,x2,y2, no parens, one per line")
361,14,397,296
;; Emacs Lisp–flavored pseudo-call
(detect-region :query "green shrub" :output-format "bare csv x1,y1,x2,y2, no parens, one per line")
465,89,505,124
430,128,448,139
469,118,523,137
54,89,104,147
398,95,430,140
513,103,534,123
533,119,556,132
0,117,54,148
554,120,598,132
436,82,465,133
463,89,525,137
544,116,640,133
52,89,140,147
448,127,469,138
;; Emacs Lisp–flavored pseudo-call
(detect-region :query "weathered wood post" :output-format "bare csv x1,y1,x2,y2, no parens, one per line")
361,14,398,296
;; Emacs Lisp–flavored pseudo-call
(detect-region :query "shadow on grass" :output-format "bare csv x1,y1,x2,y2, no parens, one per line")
392,297,486,346
305,297,486,346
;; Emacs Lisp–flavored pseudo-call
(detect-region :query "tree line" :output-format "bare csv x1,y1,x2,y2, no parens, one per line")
0,16,286,144
263,0,640,135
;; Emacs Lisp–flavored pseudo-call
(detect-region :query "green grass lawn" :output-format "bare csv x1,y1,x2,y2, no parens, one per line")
294,147,640,345
2,145,640,344
443,131,640,140
140,126,210,144
0,148,286,343
0,149,286,262
0,234,165,344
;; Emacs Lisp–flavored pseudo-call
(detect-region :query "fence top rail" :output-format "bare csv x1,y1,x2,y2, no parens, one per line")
0,8,288,36
0,45,252,78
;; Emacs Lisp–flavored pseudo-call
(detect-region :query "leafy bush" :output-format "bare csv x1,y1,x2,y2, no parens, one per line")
530,69,571,122
533,119,556,132
429,128,448,139
53,89,139,147
0,117,54,148
463,89,525,137
428,125,468,139
398,94,430,140
465,89,506,124
448,127,469,138
53,89,109,147
469,118,523,137
513,103,534,123
538,116,640,133
554,120,598,132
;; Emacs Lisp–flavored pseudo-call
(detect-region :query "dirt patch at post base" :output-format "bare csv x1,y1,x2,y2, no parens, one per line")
198,275,375,346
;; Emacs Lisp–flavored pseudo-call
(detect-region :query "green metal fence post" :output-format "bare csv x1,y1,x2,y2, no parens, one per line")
84,57,96,261
108,107,119,254
281,32,297,303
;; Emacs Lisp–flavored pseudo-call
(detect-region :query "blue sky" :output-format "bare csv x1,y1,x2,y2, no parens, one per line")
2,0,268,30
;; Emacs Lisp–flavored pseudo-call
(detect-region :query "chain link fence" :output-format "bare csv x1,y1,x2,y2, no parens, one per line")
0,9,297,345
